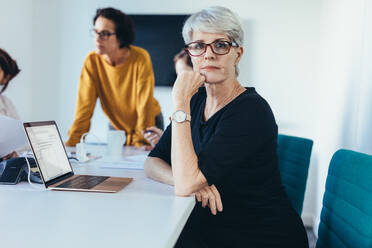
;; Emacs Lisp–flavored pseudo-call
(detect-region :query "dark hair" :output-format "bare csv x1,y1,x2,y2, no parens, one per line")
0,48,20,94
174,49,193,68
93,8,135,48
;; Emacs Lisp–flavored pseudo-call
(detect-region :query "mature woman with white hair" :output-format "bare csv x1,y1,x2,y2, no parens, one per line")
144,6,308,247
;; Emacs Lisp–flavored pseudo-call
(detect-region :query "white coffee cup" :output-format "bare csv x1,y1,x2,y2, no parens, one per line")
107,130,126,157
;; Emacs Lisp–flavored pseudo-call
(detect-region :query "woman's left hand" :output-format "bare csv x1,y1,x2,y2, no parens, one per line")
172,71,205,106
195,184,223,215
1,151,18,161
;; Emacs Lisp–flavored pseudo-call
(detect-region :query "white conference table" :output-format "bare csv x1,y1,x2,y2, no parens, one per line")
0,145,195,248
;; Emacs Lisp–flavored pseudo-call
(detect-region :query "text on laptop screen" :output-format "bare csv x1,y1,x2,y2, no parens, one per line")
26,125,72,182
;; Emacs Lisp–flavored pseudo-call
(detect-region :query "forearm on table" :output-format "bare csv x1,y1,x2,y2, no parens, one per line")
66,121,91,146
136,77,156,131
66,110,94,146
136,105,155,131
67,76,97,146
66,103,96,146
171,104,207,196
135,105,157,147
144,157,174,186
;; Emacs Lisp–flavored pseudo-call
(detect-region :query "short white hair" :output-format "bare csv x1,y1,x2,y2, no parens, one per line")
182,6,244,46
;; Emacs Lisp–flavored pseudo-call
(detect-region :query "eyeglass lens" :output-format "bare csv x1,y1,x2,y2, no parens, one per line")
187,41,232,56
90,29,114,40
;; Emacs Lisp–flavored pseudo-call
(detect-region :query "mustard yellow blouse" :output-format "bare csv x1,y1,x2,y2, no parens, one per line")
66,46,161,147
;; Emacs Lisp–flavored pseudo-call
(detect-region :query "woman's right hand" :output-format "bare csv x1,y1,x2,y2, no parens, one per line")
172,71,205,106
195,184,223,215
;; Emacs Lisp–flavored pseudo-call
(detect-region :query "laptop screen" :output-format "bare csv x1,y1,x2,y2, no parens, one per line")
24,122,72,183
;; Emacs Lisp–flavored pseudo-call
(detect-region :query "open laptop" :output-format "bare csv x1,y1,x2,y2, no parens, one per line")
23,121,132,193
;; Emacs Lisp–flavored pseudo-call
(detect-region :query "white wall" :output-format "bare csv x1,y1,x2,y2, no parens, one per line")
355,0,372,155
31,0,62,121
3,0,372,235
0,0,34,119
0,0,63,122
312,0,372,234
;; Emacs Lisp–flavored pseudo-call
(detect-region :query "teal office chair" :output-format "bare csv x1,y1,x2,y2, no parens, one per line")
316,149,372,248
277,134,313,215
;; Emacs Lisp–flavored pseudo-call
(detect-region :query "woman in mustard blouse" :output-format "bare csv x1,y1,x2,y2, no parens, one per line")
66,8,161,147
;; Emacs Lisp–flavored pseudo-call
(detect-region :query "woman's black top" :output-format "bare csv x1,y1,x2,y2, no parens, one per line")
149,87,308,248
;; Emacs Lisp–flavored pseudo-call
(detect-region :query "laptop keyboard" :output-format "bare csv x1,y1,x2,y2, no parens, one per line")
55,175,109,189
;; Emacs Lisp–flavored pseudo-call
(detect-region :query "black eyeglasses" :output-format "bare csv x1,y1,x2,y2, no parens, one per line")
90,29,116,40
185,40,239,57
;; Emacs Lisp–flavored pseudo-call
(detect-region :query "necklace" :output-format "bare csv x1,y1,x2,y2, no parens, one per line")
204,84,244,120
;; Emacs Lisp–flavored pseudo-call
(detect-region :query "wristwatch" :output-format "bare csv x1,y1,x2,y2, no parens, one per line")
170,110,191,123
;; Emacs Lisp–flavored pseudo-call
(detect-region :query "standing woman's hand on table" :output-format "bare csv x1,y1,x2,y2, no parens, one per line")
143,126,164,149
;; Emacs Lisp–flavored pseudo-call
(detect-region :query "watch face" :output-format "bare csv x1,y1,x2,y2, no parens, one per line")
174,110,186,122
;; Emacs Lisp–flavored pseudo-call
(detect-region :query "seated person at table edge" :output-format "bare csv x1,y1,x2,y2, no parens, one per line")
0,48,25,160
66,7,161,147
144,6,308,248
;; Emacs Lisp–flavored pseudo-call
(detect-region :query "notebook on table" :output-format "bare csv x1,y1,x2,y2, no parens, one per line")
23,121,132,193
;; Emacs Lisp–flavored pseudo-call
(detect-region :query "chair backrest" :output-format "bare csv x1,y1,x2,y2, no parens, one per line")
277,134,313,215
316,149,372,248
